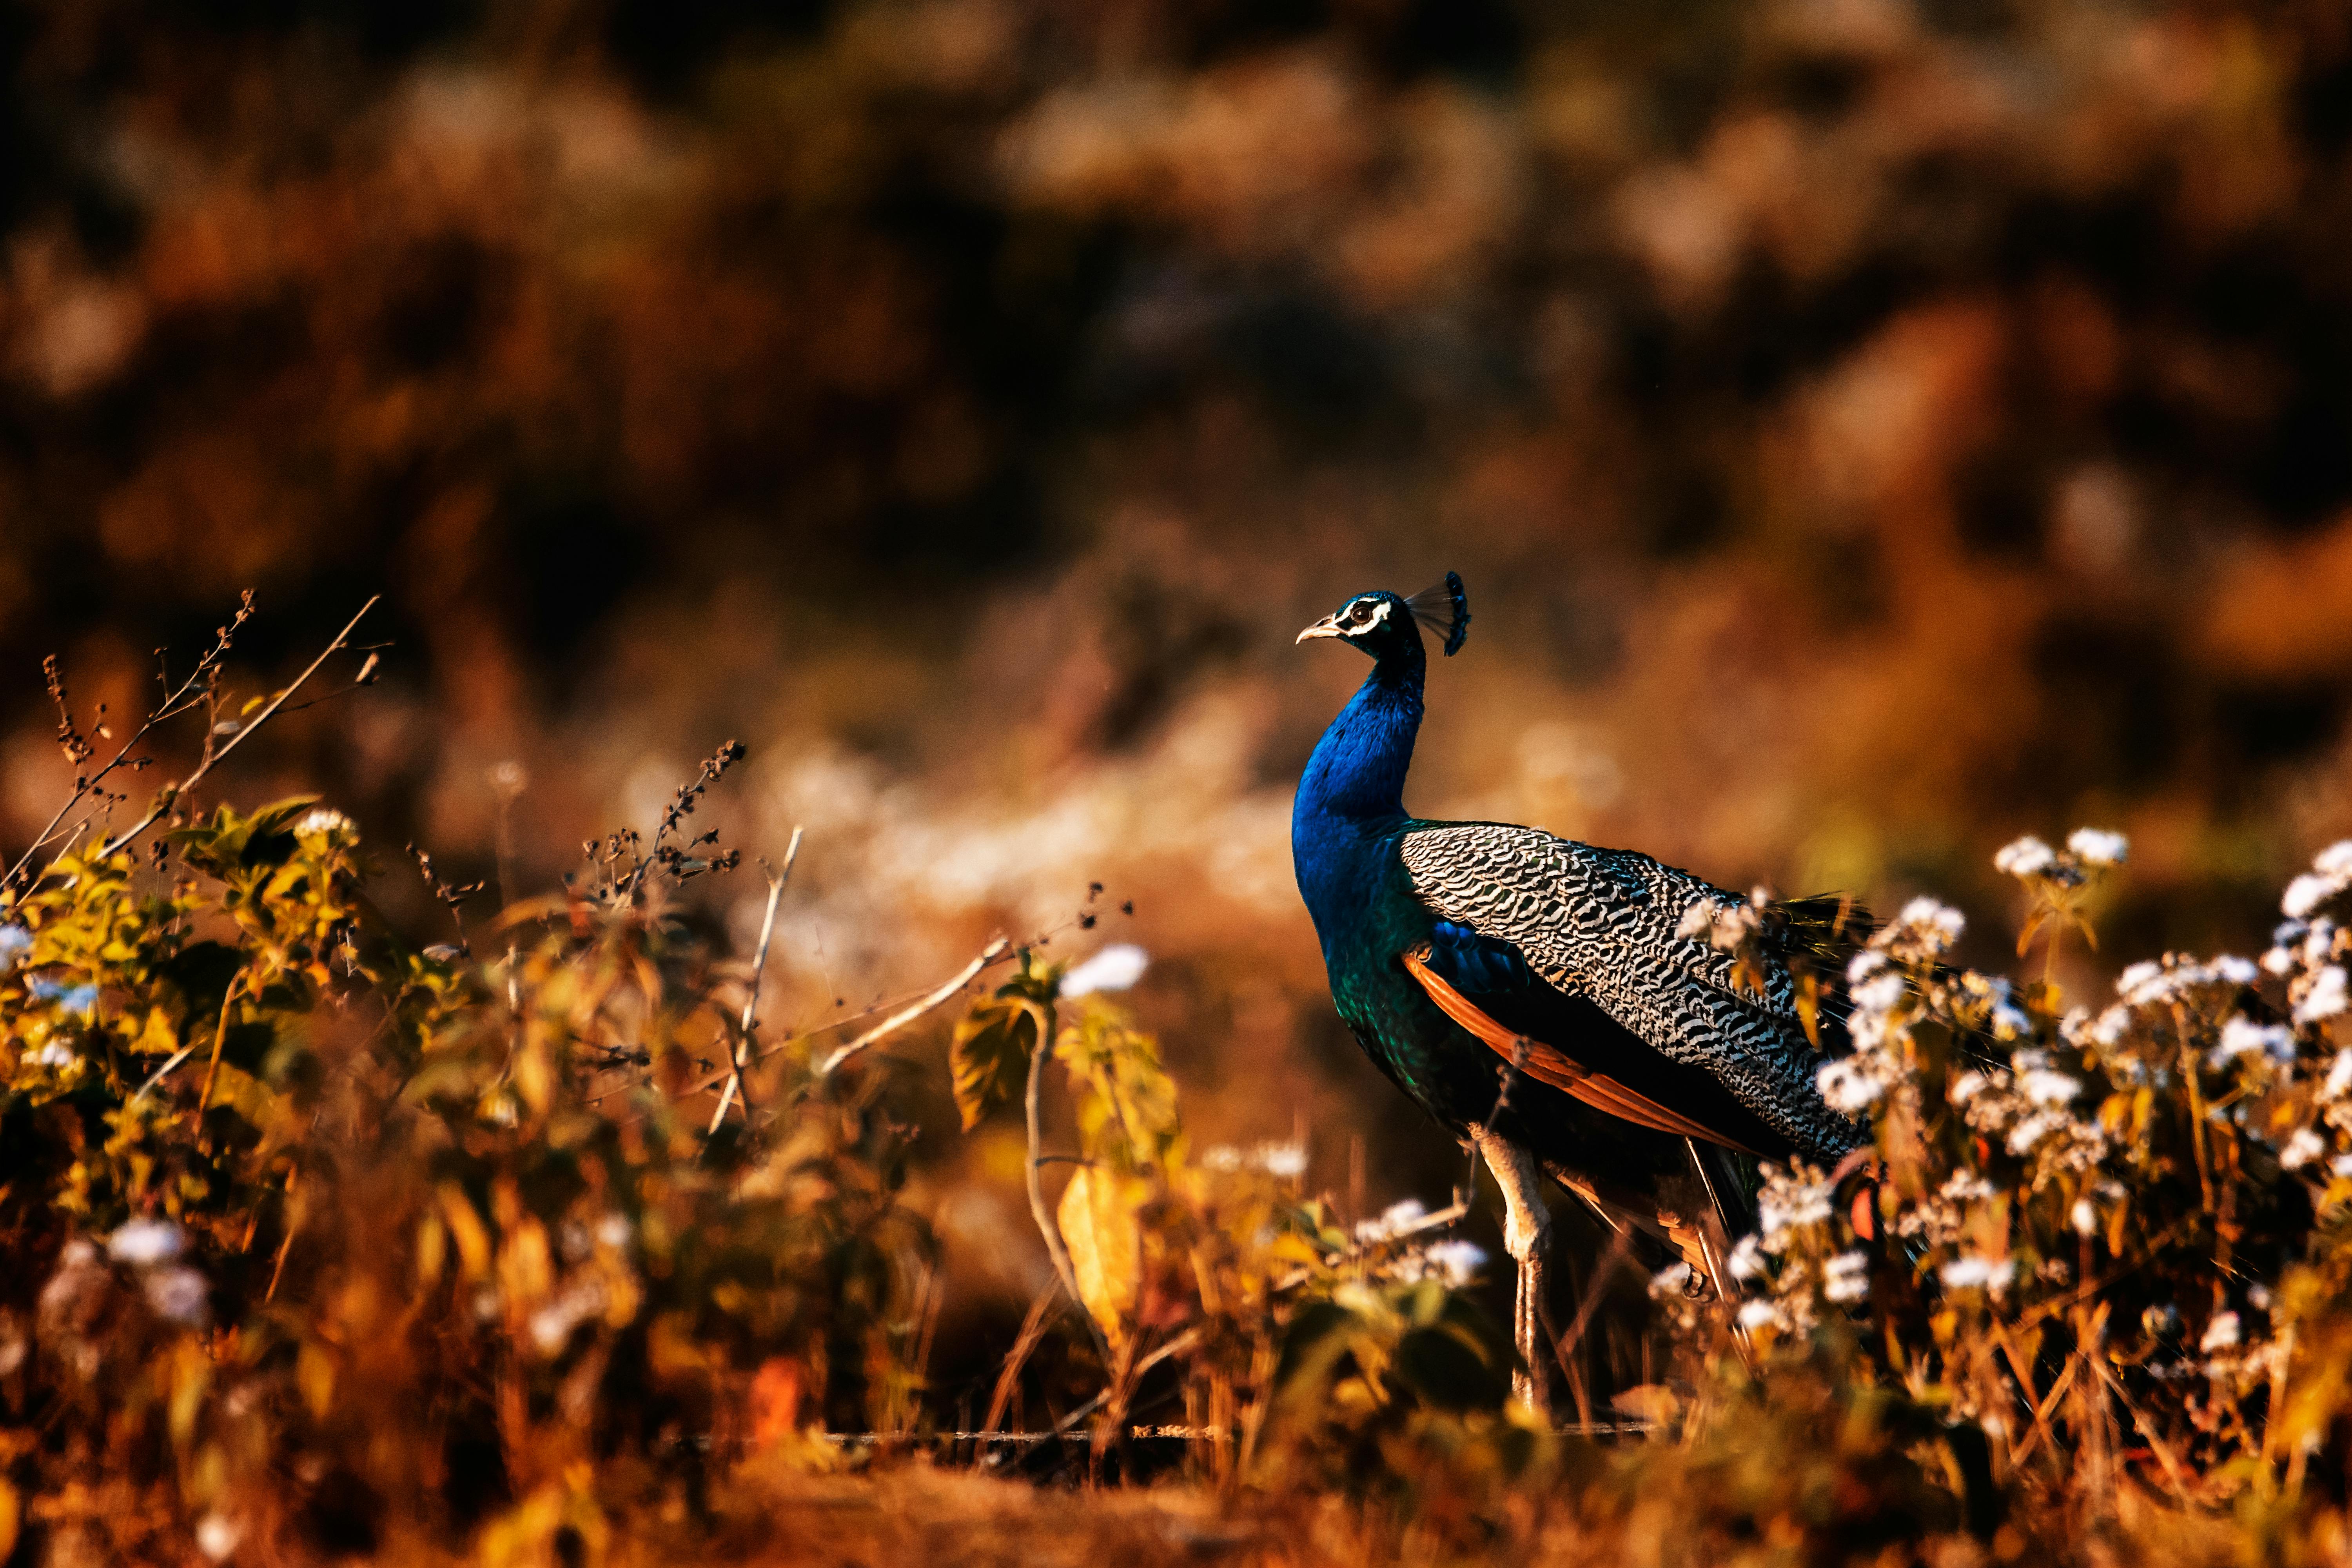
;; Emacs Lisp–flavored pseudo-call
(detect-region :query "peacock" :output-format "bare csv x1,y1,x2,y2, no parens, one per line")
1290,575,1868,1412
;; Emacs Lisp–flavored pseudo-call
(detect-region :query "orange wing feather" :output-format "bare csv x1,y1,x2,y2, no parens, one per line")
1402,946,1764,1156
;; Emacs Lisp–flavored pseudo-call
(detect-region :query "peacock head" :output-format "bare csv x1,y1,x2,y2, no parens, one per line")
1294,573,1470,663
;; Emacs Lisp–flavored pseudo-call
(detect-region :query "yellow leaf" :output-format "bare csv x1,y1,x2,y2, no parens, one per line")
949,997,1044,1131
514,1038,553,1115
415,1214,446,1288
297,1340,336,1418
437,1183,492,1279
1057,1165,1148,1343
134,1007,177,1056
0,1477,16,1564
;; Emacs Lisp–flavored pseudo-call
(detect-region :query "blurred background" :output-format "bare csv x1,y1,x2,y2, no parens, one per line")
2,0,2349,1387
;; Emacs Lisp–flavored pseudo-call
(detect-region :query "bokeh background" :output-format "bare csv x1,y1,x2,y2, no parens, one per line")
3,0,2349,1392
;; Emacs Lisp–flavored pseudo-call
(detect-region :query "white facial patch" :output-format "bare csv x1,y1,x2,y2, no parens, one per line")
1341,597,1394,637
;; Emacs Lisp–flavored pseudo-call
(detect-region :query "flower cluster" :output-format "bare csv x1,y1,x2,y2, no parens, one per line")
1692,828,2352,1477
2267,843,2352,1035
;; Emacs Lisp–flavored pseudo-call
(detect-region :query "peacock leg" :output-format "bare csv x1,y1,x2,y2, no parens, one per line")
1472,1125,1552,1421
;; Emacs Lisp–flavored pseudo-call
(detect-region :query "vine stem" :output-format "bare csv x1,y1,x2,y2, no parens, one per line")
1026,1008,1111,1367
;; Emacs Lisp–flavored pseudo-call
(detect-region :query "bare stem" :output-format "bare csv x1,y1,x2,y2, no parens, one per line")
4,594,261,888
92,595,383,868
710,826,801,1133
815,937,1011,1078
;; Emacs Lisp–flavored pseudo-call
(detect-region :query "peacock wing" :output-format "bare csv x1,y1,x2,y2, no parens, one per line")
1394,822,1862,1162
1400,920,1785,1156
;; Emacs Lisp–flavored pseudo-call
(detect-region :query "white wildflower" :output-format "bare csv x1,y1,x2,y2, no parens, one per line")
1948,1071,1989,1105
2264,946,2299,977
2070,1197,2098,1236
0,924,29,966
294,808,354,840
143,1266,210,1327
1727,1234,1766,1282
2281,1128,2327,1171
527,1280,605,1356
1737,1299,1785,1331
2200,1312,2241,1353
1938,1172,1996,1203
2116,961,2165,1004
1896,897,1965,949
1253,1141,1307,1180
2334,1154,2352,1179
2020,1069,2081,1107
1822,1250,1870,1303
1940,1255,2014,1292
594,1213,632,1250
2214,1016,2293,1069
34,1042,75,1068
1852,970,1907,1015
2296,967,2348,1027
107,1218,186,1267
2283,844,2352,918
1994,835,2056,877
2067,828,2129,867
1757,1178,1832,1243
1060,944,1149,997
27,977,99,1017
195,1513,243,1563
1200,1145,1244,1172
1422,1239,1486,1288
2214,955,2259,986
2326,1050,2352,1102
1816,1056,1882,1114
1355,1198,1427,1243
2007,1111,2065,1155
2285,876,2335,920
1649,1261,1693,1298
1846,949,1887,985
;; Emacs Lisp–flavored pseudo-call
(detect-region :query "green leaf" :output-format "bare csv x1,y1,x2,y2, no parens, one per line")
949,995,1045,1131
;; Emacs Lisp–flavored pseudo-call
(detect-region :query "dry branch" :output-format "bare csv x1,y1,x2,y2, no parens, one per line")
814,937,1012,1078
710,826,802,1132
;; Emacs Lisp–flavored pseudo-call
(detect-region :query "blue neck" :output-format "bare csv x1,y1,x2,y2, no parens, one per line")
1298,658,1423,822
1292,648,1425,945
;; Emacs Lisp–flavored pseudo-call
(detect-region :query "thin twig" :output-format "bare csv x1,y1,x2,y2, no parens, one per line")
193,974,246,1138
264,1163,301,1305
4,597,256,888
984,1282,1060,1438
129,1043,200,1105
2090,1357,2196,1506
93,596,383,866
1050,1327,1202,1435
663,942,1023,1103
814,937,1011,1078
1992,1323,2069,1470
1552,1225,1637,1374
710,827,801,1133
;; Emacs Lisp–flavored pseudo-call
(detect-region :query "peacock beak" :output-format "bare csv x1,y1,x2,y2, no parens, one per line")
1295,615,1344,644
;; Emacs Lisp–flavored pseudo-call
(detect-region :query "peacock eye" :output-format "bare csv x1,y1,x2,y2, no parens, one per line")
1347,602,1372,625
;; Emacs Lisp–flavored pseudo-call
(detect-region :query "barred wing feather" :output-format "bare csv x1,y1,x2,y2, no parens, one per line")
1396,822,1862,1161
